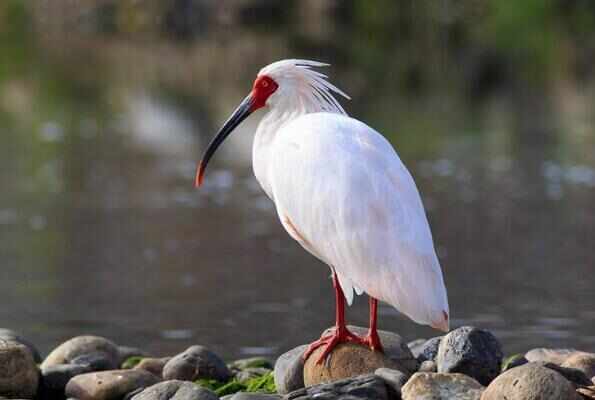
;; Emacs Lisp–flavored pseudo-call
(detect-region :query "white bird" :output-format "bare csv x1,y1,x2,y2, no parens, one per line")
196,59,449,364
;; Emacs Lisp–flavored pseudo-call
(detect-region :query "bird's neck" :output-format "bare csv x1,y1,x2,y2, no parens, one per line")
252,106,304,199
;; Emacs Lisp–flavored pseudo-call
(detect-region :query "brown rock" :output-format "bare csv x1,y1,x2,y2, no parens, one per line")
65,369,159,400
524,348,578,365
577,385,595,399
303,342,403,386
562,353,595,380
0,341,39,399
401,372,484,400
134,358,171,378
41,336,120,370
481,363,580,400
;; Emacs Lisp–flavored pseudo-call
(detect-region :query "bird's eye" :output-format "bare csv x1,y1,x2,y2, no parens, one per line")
262,80,269,88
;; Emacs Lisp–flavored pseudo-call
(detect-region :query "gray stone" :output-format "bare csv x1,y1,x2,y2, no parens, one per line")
235,367,271,382
0,329,41,363
561,352,595,380
118,347,151,367
402,372,484,400
374,367,408,398
436,326,503,385
230,394,281,400
524,347,577,364
419,360,437,372
284,373,388,400
42,336,120,370
323,326,418,373
229,357,273,371
131,380,218,400
0,341,39,399
534,361,592,386
163,346,231,382
65,369,160,400
407,339,426,350
41,363,92,398
71,352,115,371
410,337,442,363
274,345,307,395
481,362,580,400
135,357,171,378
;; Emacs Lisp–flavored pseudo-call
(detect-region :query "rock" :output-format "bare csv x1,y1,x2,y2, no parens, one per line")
230,394,281,400
402,372,484,400
407,339,426,350
501,354,528,372
303,342,404,386
375,367,408,398
41,364,92,398
481,363,579,400
0,341,39,399
135,358,171,378
274,345,307,395
285,374,388,400
65,369,160,400
42,336,120,370
163,346,231,382
562,353,595,380
534,361,592,386
436,326,503,385
118,347,150,367
419,360,437,372
130,380,218,400
410,337,442,363
229,357,273,371
0,329,42,363
525,348,578,364
235,367,271,382
71,352,116,371
577,385,595,399
322,326,418,373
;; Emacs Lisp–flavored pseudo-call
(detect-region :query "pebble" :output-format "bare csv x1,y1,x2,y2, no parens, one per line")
561,352,595,380
285,374,388,400
534,361,592,386
419,360,437,372
0,341,40,399
118,347,151,367
402,372,484,400
577,386,595,400
410,337,442,363
230,394,281,400
436,326,503,385
374,367,408,398
273,345,307,395
235,367,271,382
40,363,92,398
524,347,577,364
41,336,120,370
130,380,218,400
481,362,579,400
303,342,403,386
71,352,116,371
134,357,171,378
0,329,41,363
65,369,160,400
229,357,273,371
163,346,231,382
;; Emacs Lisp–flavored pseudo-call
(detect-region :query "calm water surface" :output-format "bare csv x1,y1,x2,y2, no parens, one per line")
1,2,594,360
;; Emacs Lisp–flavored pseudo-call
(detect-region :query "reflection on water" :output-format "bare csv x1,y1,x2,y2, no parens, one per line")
1,1,594,358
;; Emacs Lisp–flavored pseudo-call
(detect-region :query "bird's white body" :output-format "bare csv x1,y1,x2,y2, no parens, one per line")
251,60,449,331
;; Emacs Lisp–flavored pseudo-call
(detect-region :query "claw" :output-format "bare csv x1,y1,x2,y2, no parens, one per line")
303,326,382,365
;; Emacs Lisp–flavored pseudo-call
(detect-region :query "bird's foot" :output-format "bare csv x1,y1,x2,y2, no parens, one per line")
361,329,384,353
303,326,375,365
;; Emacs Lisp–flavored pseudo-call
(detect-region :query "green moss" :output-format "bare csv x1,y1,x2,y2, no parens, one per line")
121,356,144,369
194,372,276,396
244,372,276,393
194,379,223,392
214,381,247,396
501,353,526,372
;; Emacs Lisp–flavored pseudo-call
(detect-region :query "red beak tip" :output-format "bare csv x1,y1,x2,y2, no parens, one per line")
195,166,205,188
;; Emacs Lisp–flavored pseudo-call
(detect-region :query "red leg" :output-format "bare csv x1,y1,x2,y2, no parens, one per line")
303,270,366,364
361,297,384,352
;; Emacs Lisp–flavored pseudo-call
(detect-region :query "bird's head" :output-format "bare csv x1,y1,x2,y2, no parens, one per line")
195,59,349,187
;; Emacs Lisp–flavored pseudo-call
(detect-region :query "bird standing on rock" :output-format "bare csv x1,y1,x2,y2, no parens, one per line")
196,59,450,364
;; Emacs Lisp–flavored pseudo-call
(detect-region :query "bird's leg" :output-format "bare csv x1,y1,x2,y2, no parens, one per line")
361,297,384,352
303,270,363,364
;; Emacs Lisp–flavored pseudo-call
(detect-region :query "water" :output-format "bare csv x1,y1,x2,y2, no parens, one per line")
1,1,595,360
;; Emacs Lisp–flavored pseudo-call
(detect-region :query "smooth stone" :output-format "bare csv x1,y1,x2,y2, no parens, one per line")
524,348,578,364
481,363,580,400
284,373,388,400
274,345,307,395
374,367,408,398
42,336,120,370
436,326,503,385
229,357,273,371
561,352,595,380
41,364,92,398
65,369,160,400
0,341,39,399
577,386,595,399
501,354,528,372
419,360,437,372
118,347,151,367
230,394,281,400
163,346,231,382
71,352,115,371
410,337,442,363
135,358,171,378
402,372,484,400
303,342,403,386
0,329,42,363
130,380,218,400
534,361,592,386
235,367,271,382
321,326,418,373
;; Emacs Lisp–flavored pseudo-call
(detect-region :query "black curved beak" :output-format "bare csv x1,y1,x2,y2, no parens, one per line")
195,94,254,187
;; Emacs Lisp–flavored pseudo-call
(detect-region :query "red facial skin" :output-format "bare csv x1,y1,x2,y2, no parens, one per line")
250,75,278,111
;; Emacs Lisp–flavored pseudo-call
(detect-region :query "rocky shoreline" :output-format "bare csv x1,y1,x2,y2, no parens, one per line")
1,326,594,400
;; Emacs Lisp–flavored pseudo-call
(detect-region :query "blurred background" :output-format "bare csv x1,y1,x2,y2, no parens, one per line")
1,0,594,359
